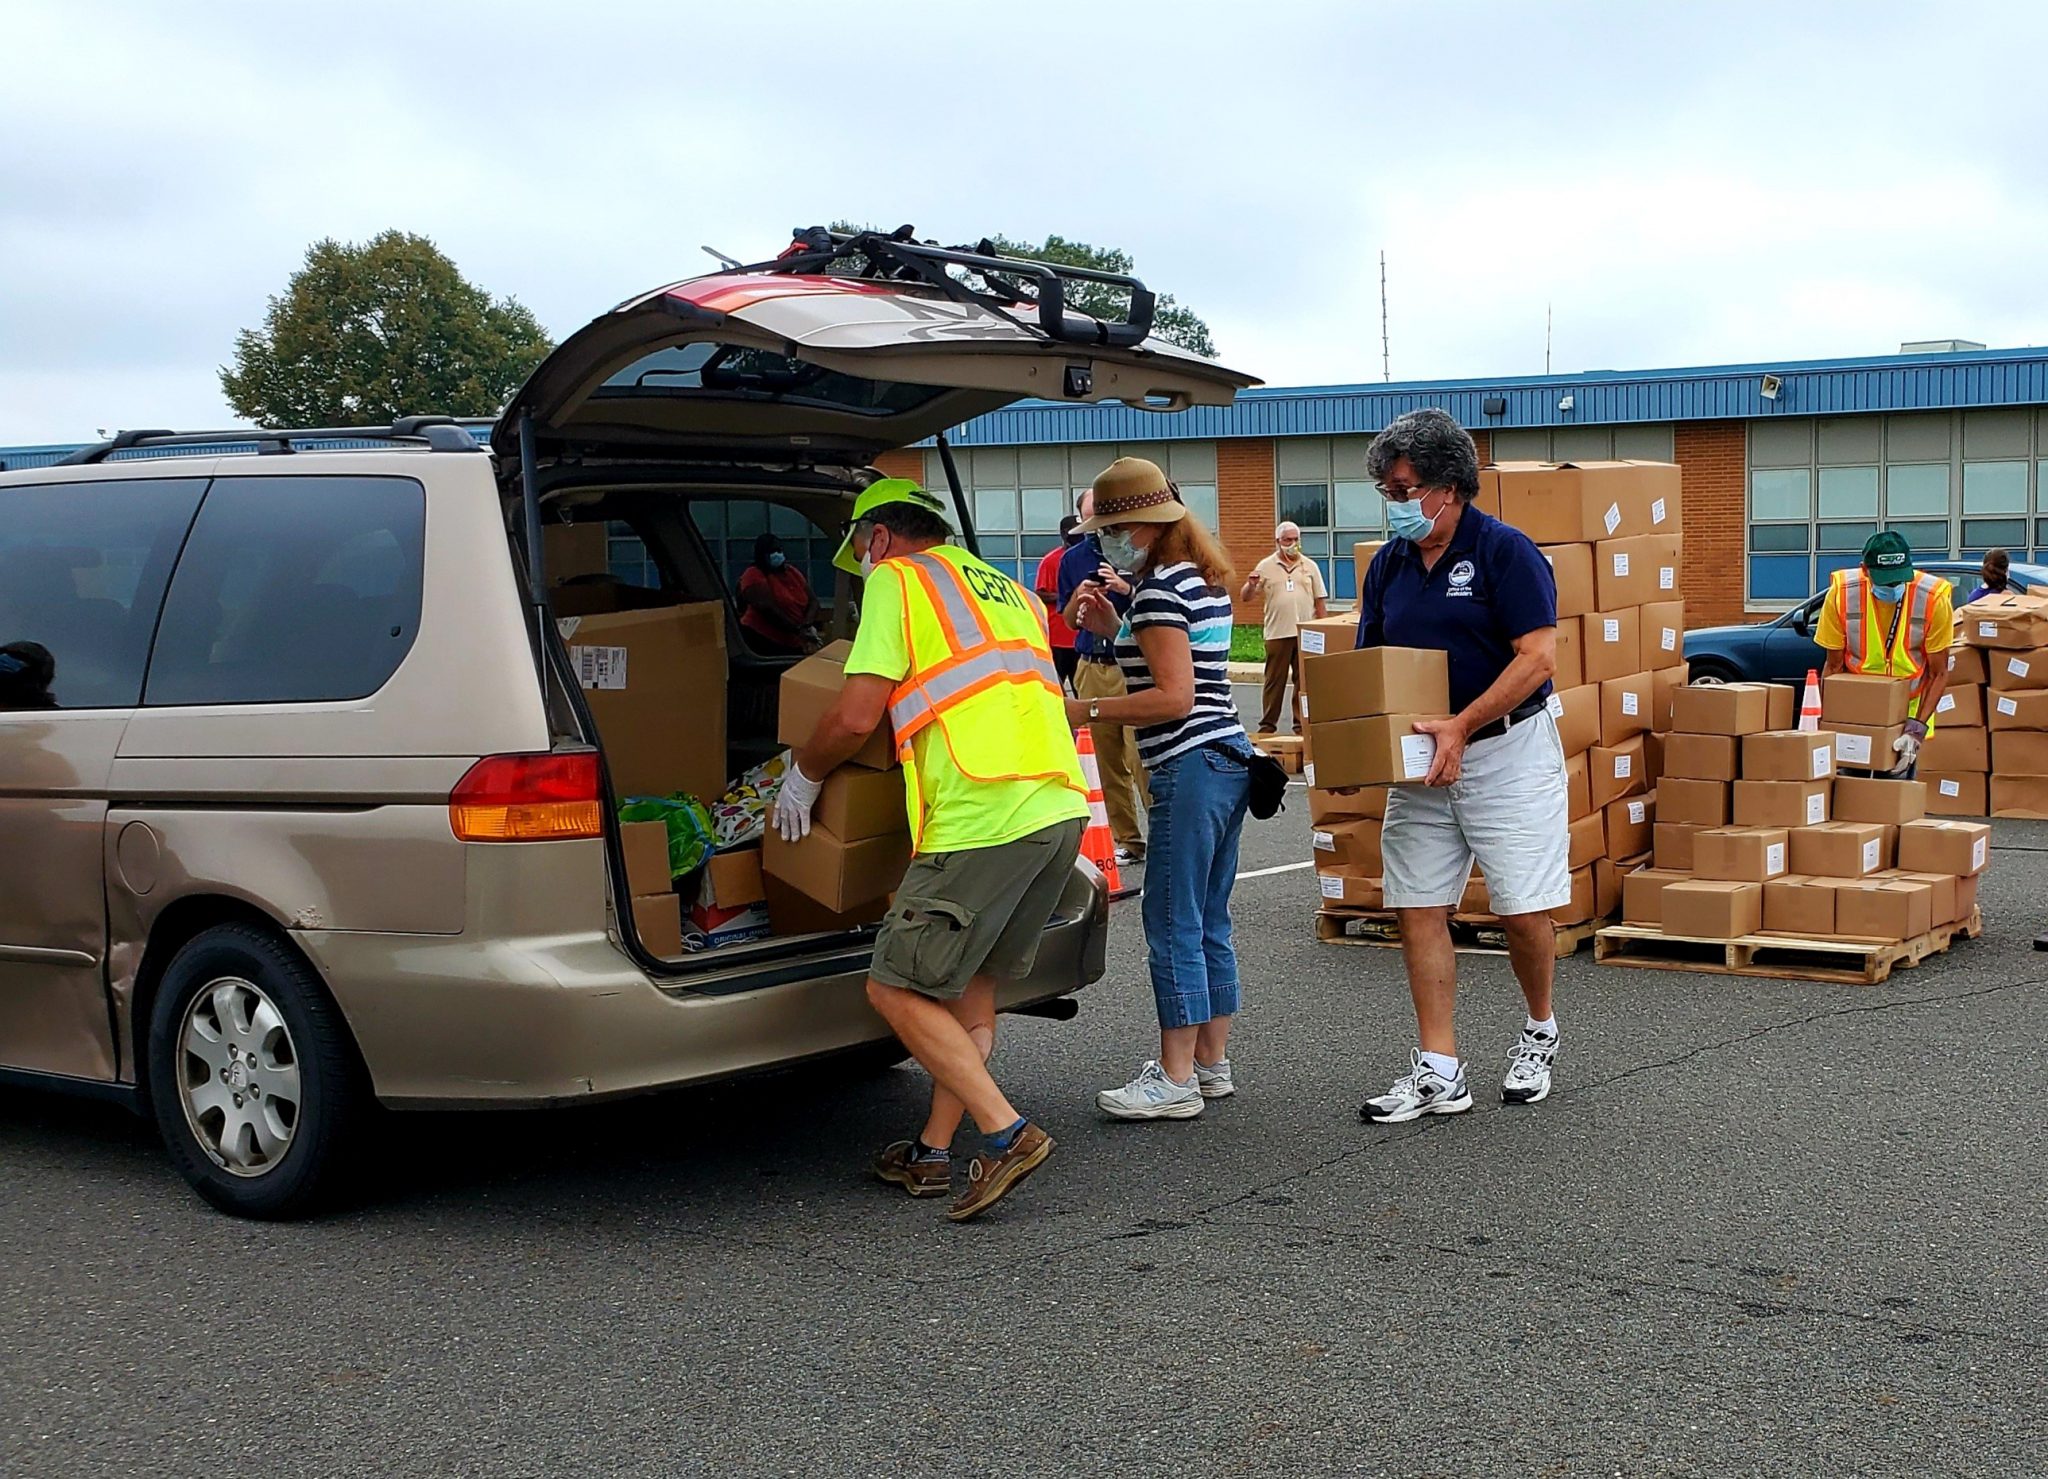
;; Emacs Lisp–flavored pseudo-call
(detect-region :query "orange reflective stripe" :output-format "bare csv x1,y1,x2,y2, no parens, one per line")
898,553,992,656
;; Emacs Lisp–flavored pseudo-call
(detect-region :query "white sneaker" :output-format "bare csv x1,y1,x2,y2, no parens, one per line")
1097,1061,1205,1120
1359,1050,1473,1123
1114,845,1144,867
1193,1058,1235,1099
1501,1025,1558,1105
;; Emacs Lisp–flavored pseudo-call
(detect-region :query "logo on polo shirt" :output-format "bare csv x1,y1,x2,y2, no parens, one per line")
1448,559,1476,596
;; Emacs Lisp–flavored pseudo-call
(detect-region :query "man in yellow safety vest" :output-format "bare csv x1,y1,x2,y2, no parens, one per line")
770,479,1091,1223
1814,530,1953,776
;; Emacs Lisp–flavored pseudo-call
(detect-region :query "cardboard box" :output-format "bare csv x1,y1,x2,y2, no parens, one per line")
1318,870,1384,909
1989,689,2048,730
1948,645,1988,685
1650,664,1686,731
1313,817,1384,875
1694,827,1790,883
1734,779,1831,828
1672,683,1770,736
1641,601,1686,670
1653,821,1701,870
1896,818,1990,876
1764,875,1837,935
1831,723,1906,771
1659,776,1730,827
1990,774,2048,818
1956,871,1982,920
1553,616,1583,691
1599,671,1654,746
1988,648,2048,692
1301,645,1451,723
1788,821,1887,878
1543,543,1596,620
779,640,896,771
1932,685,1984,727
762,818,912,911
1568,811,1605,870
1645,730,1666,788
688,897,773,948
1581,608,1643,686
1605,791,1656,859
1593,533,1684,609
1549,684,1601,758
1925,771,1989,816
1886,870,1960,927
1833,879,1933,942
1922,724,1990,772
1593,856,1628,920
620,820,674,896
762,874,889,937
1992,730,2048,776
1459,871,1494,917
1958,591,2048,649
630,891,684,957
1590,737,1647,809
1309,786,1384,825
1821,673,1910,728
1744,730,1836,782
1351,542,1385,600
814,765,908,841
1484,461,1678,543
1565,752,1591,820
1296,613,1361,658
1622,866,1690,925
1309,714,1442,788
1662,880,1763,939
1768,684,1797,730
1548,866,1597,926
1832,775,1926,825
699,846,767,909
544,521,613,584
565,603,729,802
1664,732,1740,781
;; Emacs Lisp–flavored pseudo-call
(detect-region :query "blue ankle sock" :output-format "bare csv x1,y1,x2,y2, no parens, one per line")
912,1138,949,1162
984,1116,1027,1153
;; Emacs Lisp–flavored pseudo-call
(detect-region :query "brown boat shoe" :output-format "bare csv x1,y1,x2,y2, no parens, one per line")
947,1122,1053,1223
872,1140,952,1198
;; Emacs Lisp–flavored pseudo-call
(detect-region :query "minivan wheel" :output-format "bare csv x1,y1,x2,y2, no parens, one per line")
146,924,365,1219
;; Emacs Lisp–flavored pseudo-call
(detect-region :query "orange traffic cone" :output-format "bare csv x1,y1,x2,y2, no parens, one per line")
1798,668,1823,732
1074,726,1122,893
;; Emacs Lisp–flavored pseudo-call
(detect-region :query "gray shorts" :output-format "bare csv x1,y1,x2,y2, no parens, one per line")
869,817,1086,1000
1380,708,1572,916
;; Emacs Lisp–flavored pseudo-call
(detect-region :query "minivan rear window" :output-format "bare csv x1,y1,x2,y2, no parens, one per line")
0,478,205,710
145,475,426,706
599,343,948,416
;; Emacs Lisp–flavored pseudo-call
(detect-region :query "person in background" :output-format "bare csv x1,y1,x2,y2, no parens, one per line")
1352,409,1570,1123
1239,520,1328,735
1067,458,1253,1120
737,531,820,655
1815,530,1952,778
1967,547,2011,605
1035,515,1083,693
1059,487,1149,865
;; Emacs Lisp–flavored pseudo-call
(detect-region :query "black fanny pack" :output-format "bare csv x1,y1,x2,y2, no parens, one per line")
1205,741,1290,820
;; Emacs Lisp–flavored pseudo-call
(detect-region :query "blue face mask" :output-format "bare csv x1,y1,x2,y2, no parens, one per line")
1097,527,1142,571
1387,489,1446,543
766,551,787,571
1871,582,1900,603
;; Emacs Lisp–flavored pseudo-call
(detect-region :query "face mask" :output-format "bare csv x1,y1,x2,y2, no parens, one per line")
766,551,786,571
1871,583,1901,604
1387,490,1446,543
1278,542,1300,560
1098,527,1142,571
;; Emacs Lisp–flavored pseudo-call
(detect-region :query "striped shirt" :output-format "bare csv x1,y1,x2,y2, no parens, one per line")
1117,561,1246,768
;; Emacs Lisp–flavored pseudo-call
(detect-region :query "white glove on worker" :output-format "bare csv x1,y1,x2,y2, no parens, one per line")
771,761,823,842
1892,717,1928,773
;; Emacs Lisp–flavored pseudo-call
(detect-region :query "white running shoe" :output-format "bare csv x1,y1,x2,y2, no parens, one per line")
1501,1025,1558,1105
1098,1061,1205,1120
1359,1050,1473,1123
1193,1058,1235,1099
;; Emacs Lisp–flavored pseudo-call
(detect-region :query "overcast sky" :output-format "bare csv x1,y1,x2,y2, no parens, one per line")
5,0,2045,443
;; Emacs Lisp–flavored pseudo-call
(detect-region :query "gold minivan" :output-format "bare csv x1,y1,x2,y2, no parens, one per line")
0,231,1257,1216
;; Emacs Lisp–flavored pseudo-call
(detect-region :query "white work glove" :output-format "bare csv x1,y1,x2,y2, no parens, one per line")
772,762,823,842
1892,718,1927,772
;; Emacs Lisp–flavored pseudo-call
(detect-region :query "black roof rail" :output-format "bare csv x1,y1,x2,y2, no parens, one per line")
731,225,1158,350
52,420,487,466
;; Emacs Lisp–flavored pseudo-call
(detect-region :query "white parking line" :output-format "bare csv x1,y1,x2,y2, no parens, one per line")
1235,860,1315,881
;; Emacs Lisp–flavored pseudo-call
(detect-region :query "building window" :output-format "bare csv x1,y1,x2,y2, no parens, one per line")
1272,436,1382,598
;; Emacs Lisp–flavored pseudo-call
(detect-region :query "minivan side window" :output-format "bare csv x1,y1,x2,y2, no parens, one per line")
0,478,206,710
145,476,426,706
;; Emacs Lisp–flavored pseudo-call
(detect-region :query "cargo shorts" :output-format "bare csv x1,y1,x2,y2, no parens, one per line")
870,817,1086,1001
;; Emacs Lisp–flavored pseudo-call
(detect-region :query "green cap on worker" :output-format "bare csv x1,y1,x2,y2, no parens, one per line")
1862,529,1915,587
834,478,952,576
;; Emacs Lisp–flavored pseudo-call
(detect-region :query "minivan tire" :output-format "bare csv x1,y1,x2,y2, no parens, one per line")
146,923,366,1220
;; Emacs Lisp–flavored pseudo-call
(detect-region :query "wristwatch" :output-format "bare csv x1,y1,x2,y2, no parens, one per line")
1089,700,1102,721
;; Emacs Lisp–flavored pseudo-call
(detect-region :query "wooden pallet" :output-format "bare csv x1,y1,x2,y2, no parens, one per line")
1592,908,1984,985
1315,909,1603,959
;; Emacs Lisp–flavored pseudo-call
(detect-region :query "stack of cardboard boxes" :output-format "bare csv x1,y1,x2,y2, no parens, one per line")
1948,591,2048,819
1617,681,1990,941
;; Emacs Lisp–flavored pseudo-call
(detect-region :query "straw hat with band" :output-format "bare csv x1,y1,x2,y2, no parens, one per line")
833,478,953,576
1861,529,1915,587
1075,457,1187,532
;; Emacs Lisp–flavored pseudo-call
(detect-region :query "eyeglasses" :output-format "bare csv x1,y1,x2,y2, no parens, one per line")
1376,481,1447,503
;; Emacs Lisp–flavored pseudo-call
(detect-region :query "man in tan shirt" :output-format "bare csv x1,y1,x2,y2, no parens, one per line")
1240,521,1328,734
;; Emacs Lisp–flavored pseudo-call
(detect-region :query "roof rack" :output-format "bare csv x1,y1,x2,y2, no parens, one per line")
54,416,491,466
734,225,1158,351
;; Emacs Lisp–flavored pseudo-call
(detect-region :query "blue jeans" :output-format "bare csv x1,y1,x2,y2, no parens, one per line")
1140,743,1252,1029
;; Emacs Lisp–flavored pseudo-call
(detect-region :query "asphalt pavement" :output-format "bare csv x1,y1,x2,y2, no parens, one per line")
4,690,2046,1477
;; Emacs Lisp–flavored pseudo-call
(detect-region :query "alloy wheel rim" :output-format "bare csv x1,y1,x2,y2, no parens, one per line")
177,976,303,1178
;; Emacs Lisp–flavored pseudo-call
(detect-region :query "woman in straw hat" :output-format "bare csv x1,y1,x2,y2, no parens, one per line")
1065,457,1254,1119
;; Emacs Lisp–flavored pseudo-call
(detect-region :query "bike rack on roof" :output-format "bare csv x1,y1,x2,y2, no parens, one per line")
53,416,492,465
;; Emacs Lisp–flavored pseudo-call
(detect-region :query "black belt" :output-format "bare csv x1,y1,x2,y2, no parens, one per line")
1079,652,1119,665
1468,695,1549,744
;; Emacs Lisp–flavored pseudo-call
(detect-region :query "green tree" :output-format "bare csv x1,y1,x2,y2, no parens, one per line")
827,223,1218,358
220,231,553,426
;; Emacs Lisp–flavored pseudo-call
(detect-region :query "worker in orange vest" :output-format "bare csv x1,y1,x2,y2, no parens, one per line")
1813,531,1953,777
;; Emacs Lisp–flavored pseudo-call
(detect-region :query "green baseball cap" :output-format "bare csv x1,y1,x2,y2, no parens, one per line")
832,478,951,576
1862,529,1914,586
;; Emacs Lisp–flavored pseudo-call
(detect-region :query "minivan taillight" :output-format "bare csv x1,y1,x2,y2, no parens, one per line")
450,752,605,842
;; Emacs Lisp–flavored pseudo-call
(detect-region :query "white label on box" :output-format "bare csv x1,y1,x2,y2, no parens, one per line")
1861,838,1880,873
1813,745,1833,777
1940,779,1961,797
1547,692,1565,720
1300,629,1326,656
1652,497,1668,525
1979,621,1999,638
1999,696,2019,716
1312,830,1335,852
1973,836,1988,870
1303,763,1316,787
1300,695,1310,719
1659,566,1676,590
1615,755,1633,779
569,645,629,690
1603,502,1622,535
1937,693,1956,713
1805,792,1825,823
1612,552,1631,577
1320,873,1345,900
1399,734,1436,778
2009,657,2031,678
1837,733,1870,765
1765,842,1786,877
1661,626,1678,651
1603,618,1621,643
1628,800,1647,824
1622,692,1640,716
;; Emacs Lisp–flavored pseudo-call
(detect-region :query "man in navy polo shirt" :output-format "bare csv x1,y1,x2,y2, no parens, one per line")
1352,408,1571,1123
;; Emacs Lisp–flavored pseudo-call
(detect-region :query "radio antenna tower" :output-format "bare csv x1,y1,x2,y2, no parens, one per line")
1380,251,1390,382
